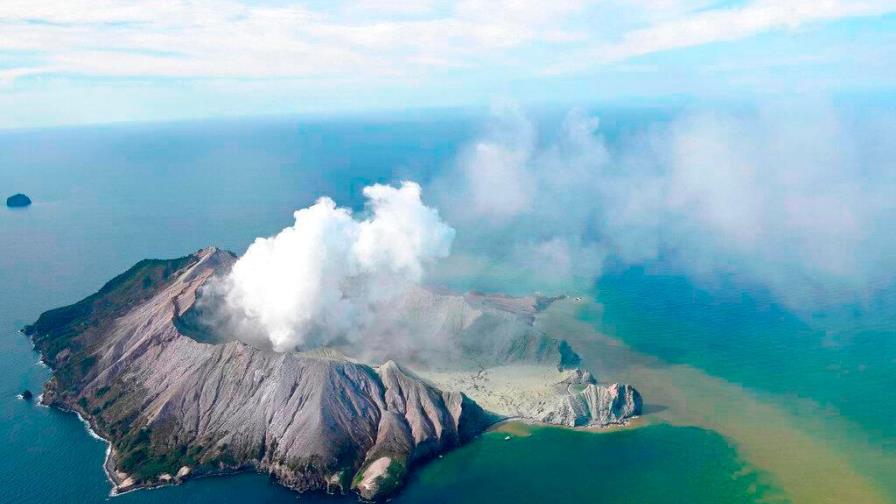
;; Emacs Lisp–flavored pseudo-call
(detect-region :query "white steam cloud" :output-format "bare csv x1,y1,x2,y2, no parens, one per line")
432,101,896,308
201,102,895,352
209,181,454,352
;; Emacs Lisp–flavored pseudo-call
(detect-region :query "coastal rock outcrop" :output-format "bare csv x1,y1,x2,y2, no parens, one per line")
417,365,641,428
6,193,31,207
25,248,493,500
538,383,642,427
560,368,597,386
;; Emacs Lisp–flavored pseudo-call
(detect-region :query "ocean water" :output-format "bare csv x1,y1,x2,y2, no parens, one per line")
595,268,896,443
589,269,896,500
1,113,892,503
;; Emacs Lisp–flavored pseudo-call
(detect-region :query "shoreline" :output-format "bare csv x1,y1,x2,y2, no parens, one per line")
43,394,124,495
488,415,645,434
28,339,135,496
31,351,644,500
22,300,642,501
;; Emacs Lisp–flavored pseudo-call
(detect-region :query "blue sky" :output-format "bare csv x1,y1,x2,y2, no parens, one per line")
1,0,895,129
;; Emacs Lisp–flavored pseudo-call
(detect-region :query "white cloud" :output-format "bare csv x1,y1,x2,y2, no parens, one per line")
431,105,614,293
453,102,536,220
346,0,439,17
1,0,892,82
545,0,896,73
433,102,896,308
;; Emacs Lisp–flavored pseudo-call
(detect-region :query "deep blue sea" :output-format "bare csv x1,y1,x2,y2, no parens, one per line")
1,111,893,503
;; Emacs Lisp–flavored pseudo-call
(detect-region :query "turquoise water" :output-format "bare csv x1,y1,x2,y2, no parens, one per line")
592,268,896,497
399,425,772,504
109,425,767,504
1,113,892,502
595,268,896,447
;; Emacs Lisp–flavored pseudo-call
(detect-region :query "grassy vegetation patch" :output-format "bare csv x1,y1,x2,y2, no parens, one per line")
352,454,408,498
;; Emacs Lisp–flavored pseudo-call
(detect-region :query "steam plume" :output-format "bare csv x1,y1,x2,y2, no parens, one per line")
432,101,896,308
208,181,454,351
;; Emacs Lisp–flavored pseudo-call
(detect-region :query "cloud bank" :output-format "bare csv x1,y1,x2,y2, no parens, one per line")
3,0,893,82
3,1,895,129
433,102,896,308
205,181,454,352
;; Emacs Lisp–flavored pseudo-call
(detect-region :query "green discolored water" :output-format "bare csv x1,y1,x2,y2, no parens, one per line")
108,423,772,504
399,424,774,504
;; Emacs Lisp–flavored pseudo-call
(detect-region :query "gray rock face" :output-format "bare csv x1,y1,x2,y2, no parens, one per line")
538,383,642,427
6,193,31,207
560,368,597,386
28,248,493,500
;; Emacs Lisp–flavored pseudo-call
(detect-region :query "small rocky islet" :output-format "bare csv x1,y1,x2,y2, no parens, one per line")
6,193,32,208
24,247,642,500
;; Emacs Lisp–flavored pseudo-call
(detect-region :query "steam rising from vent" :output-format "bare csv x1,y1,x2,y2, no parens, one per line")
206,181,454,352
